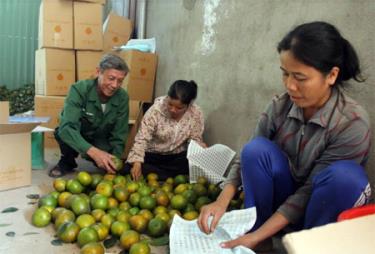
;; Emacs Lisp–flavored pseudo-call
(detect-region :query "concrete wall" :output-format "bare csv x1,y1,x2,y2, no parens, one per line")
146,0,375,199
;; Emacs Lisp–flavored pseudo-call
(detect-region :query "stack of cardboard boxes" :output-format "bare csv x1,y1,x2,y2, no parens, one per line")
34,0,158,157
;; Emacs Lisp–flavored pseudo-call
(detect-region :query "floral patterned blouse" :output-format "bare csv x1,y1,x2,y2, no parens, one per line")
127,96,204,163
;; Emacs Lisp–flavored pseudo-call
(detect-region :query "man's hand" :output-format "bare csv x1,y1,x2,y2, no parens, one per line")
87,147,116,174
131,162,142,181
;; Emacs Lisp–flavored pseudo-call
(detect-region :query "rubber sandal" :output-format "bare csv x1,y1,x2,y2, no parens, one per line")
48,165,67,178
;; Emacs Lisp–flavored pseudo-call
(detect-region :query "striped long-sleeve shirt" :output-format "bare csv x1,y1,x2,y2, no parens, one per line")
226,87,371,223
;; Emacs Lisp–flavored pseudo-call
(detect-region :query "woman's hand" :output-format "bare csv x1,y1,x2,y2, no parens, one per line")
87,146,116,174
131,162,142,181
197,200,227,234
220,232,260,250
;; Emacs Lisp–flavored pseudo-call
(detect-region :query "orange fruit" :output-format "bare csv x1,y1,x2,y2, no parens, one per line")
195,196,212,211
107,207,120,218
182,189,198,204
153,205,168,215
77,227,99,247
103,174,116,182
174,175,188,186
168,209,182,219
96,181,113,197
108,197,119,209
146,173,158,182
58,191,72,208
197,176,208,187
174,183,188,194
165,177,174,185
80,242,105,254
117,210,132,223
183,211,199,221
76,214,96,228
184,203,196,213
113,175,127,186
128,207,140,216
138,186,152,197
91,223,109,241
77,171,93,186
147,217,167,237
53,178,66,192
193,183,208,197
138,209,154,222
155,212,170,224
54,210,76,230
112,156,124,171
91,209,106,222
38,194,58,209
66,179,84,194
119,201,131,211
161,183,173,193
208,183,221,200
139,196,157,210
71,196,91,216
32,207,51,227
120,230,140,250
127,182,139,193
100,214,115,228
57,221,80,243
129,192,141,207
51,207,68,222
49,191,60,200
129,215,148,233
147,180,159,189
90,174,103,189
113,185,129,202
170,194,188,210
129,242,150,254
111,221,131,237
90,194,109,210
155,191,170,207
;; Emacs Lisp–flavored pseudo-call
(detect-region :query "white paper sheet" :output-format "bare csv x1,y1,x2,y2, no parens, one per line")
170,207,257,254
187,140,236,184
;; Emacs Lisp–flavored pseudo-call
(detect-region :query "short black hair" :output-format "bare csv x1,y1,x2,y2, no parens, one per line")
168,80,198,105
277,21,364,85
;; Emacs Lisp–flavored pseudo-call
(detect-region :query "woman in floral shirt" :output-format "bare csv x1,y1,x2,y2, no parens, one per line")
123,80,205,180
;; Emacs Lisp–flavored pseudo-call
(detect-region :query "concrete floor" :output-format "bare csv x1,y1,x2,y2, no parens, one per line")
0,148,286,254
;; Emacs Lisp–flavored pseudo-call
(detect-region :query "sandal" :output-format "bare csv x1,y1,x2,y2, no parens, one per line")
48,165,69,178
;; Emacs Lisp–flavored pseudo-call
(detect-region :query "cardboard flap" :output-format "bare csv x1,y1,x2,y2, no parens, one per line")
0,123,40,134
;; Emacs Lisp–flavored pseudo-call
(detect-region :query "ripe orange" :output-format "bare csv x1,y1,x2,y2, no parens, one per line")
153,205,168,215
117,210,132,223
77,227,99,247
66,179,84,194
113,185,129,202
80,242,105,254
53,178,66,192
90,193,109,210
96,181,113,197
51,207,68,222
129,242,151,254
154,212,170,224
139,196,157,210
76,214,96,228
77,171,93,186
183,211,199,221
129,215,148,233
113,175,127,186
120,229,140,250
111,221,131,237
127,182,140,193
119,201,131,211
91,223,109,241
170,194,188,210
71,196,91,216
57,221,80,243
32,207,51,227
147,217,167,237
91,209,106,222
146,173,158,182
156,191,170,207
138,186,152,197
129,192,141,207
54,210,76,230
108,197,119,209
58,191,72,208
100,214,115,228
138,209,154,222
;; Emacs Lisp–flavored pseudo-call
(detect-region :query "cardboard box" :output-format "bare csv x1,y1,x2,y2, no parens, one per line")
118,50,158,102
74,2,103,50
282,214,375,254
35,48,76,96
38,0,73,49
76,50,104,81
74,0,106,4
0,102,39,191
34,95,66,147
103,12,133,52
0,101,9,123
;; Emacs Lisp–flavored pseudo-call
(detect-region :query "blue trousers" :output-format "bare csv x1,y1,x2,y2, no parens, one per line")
241,137,370,231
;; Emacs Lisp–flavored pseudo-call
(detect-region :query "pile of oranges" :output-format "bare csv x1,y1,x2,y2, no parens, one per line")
31,172,244,254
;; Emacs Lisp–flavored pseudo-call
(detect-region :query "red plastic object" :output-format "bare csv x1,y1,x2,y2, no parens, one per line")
337,204,375,222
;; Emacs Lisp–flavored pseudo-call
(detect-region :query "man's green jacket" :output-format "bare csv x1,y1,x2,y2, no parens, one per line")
57,79,129,158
